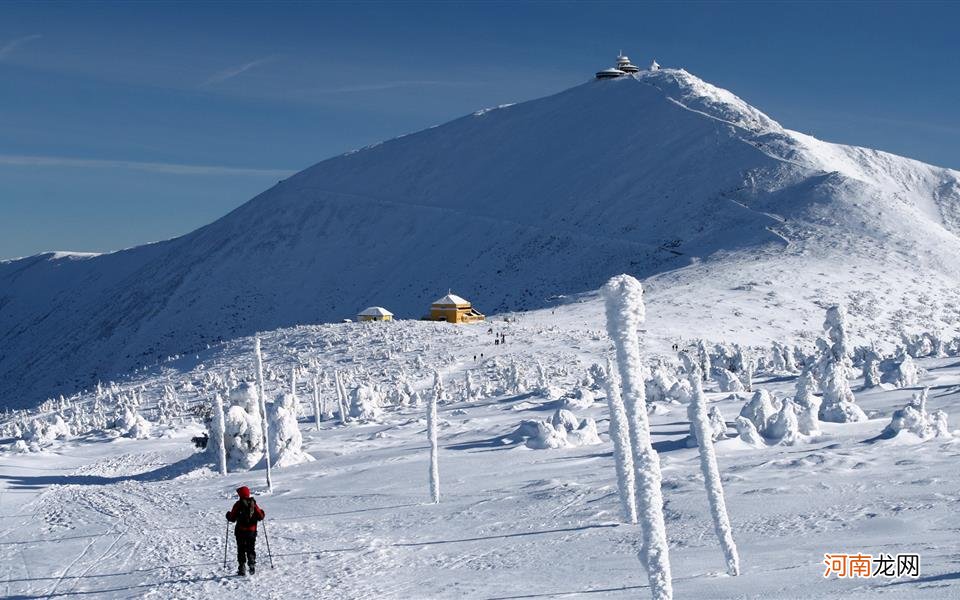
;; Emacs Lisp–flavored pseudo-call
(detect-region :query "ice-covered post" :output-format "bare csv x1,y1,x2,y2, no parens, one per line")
687,371,740,576
335,370,351,425
600,360,638,524
254,337,273,493
312,377,322,431
602,274,672,600
213,392,228,475
428,371,442,503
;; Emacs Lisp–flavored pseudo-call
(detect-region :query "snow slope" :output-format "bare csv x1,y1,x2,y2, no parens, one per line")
3,68,960,408
2,317,959,599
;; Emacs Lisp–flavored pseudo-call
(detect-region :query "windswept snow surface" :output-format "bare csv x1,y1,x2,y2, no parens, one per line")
2,318,960,599
3,68,960,407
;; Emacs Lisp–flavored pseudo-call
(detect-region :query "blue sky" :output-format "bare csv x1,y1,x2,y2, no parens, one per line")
1,1,958,260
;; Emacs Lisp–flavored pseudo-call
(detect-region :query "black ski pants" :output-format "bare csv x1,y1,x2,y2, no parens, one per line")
236,530,257,568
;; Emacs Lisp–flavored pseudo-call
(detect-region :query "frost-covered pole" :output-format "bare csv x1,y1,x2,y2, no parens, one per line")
254,337,273,493
602,274,672,600
687,371,740,576
335,370,351,425
213,392,228,475
312,377,322,431
601,360,637,524
428,371,442,503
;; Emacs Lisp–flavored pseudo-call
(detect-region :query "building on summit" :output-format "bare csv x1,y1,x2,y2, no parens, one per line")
427,293,485,324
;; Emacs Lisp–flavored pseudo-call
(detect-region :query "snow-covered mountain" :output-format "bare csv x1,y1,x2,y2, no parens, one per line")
3,68,960,408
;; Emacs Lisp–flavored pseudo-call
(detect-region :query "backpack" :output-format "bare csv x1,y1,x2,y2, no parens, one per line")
236,498,259,527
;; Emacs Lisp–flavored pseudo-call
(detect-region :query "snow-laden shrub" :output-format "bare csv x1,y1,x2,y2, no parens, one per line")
715,369,745,393
24,415,72,447
767,399,800,445
582,363,606,390
793,370,821,436
518,409,601,449
561,387,597,410
551,409,580,432
113,408,151,439
551,408,601,446
686,404,727,448
523,420,568,449
349,385,383,421
901,333,934,358
734,416,765,447
824,305,853,367
885,354,920,388
819,358,866,423
268,393,314,468
862,352,882,388
883,388,952,440
739,390,779,434
645,363,678,403
668,378,692,403
696,340,712,381
566,418,602,446
223,382,264,471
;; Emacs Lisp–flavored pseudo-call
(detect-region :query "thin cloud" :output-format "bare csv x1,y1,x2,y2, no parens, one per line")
202,56,274,87
0,154,293,178
319,80,484,94
0,34,42,60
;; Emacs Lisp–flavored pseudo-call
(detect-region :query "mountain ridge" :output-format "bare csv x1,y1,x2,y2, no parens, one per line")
2,68,959,407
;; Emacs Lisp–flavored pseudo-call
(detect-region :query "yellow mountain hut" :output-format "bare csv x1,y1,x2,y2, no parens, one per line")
428,293,485,323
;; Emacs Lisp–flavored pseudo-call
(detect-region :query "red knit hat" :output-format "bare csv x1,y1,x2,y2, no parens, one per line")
237,486,251,499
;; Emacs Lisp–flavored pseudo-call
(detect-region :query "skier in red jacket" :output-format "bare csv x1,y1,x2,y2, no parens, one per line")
226,486,265,575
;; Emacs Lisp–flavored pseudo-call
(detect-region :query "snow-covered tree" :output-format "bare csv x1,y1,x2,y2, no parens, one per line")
428,371,442,503
602,274,672,599
862,350,882,388
550,408,601,446
734,416,765,447
819,360,867,423
646,362,679,404
349,385,383,421
268,392,315,467
212,392,227,475
793,370,821,436
824,305,853,367
817,306,866,423
715,368,745,393
767,398,800,445
600,361,637,524
312,377,322,431
224,382,264,471
254,337,273,492
114,408,151,439
686,371,740,576
335,370,351,424
739,389,779,434
884,388,952,439
888,353,920,388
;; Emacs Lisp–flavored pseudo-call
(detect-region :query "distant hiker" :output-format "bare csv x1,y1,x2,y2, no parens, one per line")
226,486,265,575
495,338,500,346
480,353,484,359
473,354,477,362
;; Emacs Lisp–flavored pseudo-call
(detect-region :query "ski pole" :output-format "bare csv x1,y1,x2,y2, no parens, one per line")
262,519,275,569
223,523,230,570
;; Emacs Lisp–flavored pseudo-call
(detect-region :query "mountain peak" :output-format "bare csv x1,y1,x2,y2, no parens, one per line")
628,68,782,134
